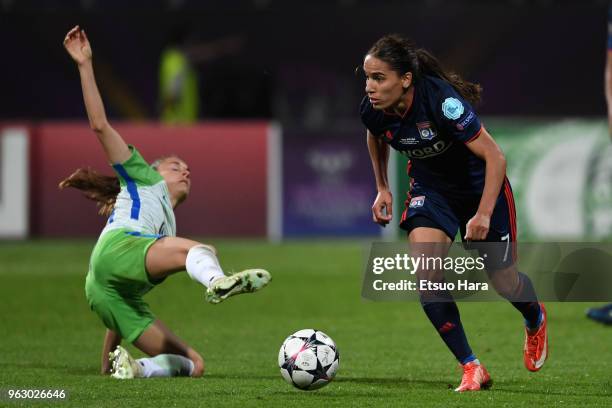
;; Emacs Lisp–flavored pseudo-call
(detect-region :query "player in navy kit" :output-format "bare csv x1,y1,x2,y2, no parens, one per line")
361,34,548,391
585,2,612,325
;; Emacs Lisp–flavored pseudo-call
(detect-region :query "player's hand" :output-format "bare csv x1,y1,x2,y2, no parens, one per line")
63,25,92,65
372,190,393,227
464,213,490,241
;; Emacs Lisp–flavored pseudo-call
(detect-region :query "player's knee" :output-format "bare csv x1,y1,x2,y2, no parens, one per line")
489,266,519,299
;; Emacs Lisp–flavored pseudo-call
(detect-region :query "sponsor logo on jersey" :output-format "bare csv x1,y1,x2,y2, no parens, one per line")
442,97,464,120
416,121,437,140
456,111,476,131
409,195,426,208
400,140,452,159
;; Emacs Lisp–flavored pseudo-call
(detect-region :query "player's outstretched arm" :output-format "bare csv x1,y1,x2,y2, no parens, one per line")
63,26,130,164
367,130,393,226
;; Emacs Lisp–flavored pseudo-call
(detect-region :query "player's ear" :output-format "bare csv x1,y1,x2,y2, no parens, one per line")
401,72,413,89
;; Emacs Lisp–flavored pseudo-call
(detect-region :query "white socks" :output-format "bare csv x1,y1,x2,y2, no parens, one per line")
136,354,195,378
186,245,225,288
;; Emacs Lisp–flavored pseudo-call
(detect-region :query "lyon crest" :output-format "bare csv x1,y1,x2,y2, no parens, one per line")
416,121,437,140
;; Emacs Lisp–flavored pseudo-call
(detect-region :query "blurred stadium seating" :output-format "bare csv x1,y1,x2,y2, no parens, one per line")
0,0,609,240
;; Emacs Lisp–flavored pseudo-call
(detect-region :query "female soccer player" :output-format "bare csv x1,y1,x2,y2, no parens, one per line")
361,34,547,391
62,26,271,379
585,3,612,325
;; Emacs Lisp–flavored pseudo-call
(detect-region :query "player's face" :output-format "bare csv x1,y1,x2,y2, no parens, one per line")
363,55,412,110
157,157,191,204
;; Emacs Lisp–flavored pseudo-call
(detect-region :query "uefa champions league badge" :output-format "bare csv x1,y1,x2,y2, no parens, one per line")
416,122,437,140
442,97,464,120
456,111,476,131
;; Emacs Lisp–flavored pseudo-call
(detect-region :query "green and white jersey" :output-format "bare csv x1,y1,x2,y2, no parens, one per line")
99,146,176,238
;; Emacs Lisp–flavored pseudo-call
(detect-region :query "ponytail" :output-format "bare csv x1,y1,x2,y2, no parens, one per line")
415,48,482,105
59,168,120,216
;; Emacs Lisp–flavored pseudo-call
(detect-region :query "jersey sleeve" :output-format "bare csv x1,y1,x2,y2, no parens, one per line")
359,96,385,137
434,87,483,144
111,145,164,187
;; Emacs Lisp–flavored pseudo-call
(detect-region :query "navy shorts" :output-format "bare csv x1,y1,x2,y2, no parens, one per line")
399,177,517,269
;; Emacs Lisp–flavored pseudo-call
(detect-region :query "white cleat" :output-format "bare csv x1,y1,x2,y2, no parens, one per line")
205,269,271,304
109,345,142,379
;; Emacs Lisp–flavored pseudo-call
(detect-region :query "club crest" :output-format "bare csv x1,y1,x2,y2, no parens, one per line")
416,122,437,140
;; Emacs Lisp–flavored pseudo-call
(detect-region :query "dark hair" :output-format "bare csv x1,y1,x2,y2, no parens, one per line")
367,34,482,105
59,158,168,217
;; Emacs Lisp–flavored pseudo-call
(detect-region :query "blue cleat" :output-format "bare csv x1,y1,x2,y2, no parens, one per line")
586,304,612,325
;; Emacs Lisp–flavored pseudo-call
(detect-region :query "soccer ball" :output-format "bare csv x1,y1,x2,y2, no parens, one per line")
278,329,339,390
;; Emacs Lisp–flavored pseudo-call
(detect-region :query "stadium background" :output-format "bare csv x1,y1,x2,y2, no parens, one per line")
1,1,611,407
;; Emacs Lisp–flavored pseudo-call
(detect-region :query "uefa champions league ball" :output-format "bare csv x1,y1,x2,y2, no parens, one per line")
278,329,339,390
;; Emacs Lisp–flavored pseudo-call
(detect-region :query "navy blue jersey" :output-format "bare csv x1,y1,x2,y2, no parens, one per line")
361,75,485,194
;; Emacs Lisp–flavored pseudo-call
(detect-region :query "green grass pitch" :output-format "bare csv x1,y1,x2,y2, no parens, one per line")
1,239,611,407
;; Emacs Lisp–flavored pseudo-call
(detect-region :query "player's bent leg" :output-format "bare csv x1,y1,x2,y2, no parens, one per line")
130,319,204,378
487,265,542,326
145,237,270,303
145,236,212,280
487,265,547,372
409,227,490,389
484,187,548,372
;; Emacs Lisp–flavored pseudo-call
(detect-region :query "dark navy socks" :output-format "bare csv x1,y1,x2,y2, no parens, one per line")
508,273,542,329
421,294,475,364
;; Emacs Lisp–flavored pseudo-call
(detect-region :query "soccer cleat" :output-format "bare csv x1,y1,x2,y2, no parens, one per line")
109,345,143,379
523,302,548,372
205,269,271,304
586,303,612,325
454,361,492,392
